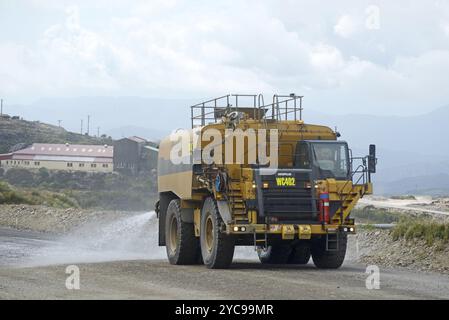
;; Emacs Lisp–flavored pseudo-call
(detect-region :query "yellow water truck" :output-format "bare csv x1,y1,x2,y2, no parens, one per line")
156,94,376,269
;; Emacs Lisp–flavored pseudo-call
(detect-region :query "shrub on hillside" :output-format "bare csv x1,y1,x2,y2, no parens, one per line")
4,168,35,187
390,195,416,200
351,206,404,224
2,168,157,210
392,219,449,245
38,167,50,182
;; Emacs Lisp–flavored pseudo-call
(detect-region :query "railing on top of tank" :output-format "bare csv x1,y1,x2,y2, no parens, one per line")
190,93,304,128
190,94,258,128
261,94,304,122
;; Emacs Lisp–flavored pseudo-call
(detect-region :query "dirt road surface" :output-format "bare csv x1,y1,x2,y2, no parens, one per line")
1,227,449,300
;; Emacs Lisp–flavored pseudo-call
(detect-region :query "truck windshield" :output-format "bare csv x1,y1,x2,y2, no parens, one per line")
311,142,349,180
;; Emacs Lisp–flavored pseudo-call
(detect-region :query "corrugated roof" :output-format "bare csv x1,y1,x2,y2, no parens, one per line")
14,143,113,158
127,136,147,143
0,153,12,160
34,155,97,162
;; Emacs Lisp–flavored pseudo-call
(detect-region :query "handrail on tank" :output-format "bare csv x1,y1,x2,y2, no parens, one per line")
259,94,304,121
190,93,304,128
191,94,259,128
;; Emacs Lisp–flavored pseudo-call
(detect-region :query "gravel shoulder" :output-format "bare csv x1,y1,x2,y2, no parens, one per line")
0,204,131,234
356,229,449,274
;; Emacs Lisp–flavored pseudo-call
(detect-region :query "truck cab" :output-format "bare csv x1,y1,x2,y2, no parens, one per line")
296,140,350,180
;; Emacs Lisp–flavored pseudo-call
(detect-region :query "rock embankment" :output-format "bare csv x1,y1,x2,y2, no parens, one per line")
356,229,449,274
0,204,126,233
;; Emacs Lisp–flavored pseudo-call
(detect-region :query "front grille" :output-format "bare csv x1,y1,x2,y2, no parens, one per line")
255,169,318,223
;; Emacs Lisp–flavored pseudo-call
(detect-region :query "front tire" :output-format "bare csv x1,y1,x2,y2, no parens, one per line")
165,199,200,265
311,233,347,269
200,197,235,269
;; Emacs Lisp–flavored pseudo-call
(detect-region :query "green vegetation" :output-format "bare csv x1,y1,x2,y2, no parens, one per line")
353,205,449,246
0,117,112,154
392,219,449,246
0,180,79,208
1,168,157,211
390,195,416,200
351,206,405,224
357,223,376,231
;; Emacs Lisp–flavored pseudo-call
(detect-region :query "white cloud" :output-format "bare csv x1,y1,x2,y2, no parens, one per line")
334,15,358,38
309,44,344,70
1,0,449,115
442,22,449,36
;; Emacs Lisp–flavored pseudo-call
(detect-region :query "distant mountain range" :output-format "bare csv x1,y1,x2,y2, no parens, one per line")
6,96,195,138
5,96,449,196
304,106,449,195
380,173,449,196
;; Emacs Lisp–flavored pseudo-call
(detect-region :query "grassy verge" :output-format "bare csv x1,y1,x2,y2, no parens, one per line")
1,168,157,211
392,219,449,246
390,195,416,200
0,180,156,211
351,206,406,224
353,204,449,246
0,181,79,208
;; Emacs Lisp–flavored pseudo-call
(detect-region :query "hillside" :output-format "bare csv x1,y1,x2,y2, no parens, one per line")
379,173,449,196
0,117,113,154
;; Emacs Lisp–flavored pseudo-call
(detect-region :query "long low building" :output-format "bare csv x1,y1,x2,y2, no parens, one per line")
0,143,114,172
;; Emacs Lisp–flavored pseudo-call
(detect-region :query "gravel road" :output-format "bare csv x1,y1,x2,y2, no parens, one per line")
1,227,449,300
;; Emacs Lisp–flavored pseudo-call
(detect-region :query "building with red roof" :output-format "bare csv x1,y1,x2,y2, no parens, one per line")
0,143,113,172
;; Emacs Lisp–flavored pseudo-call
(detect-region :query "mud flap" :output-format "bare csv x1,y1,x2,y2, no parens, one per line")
216,200,233,224
158,194,173,246
158,210,166,246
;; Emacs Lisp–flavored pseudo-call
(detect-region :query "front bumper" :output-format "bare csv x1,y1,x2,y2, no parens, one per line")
226,223,356,239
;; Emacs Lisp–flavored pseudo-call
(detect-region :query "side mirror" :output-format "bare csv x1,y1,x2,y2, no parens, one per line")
368,144,376,173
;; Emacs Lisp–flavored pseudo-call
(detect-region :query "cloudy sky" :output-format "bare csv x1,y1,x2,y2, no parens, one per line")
1,0,449,116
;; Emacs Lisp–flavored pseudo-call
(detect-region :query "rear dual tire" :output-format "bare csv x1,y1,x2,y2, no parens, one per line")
165,197,234,268
165,199,202,265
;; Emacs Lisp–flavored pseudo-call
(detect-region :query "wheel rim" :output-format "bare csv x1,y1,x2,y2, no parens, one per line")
205,214,214,253
169,215,178,254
